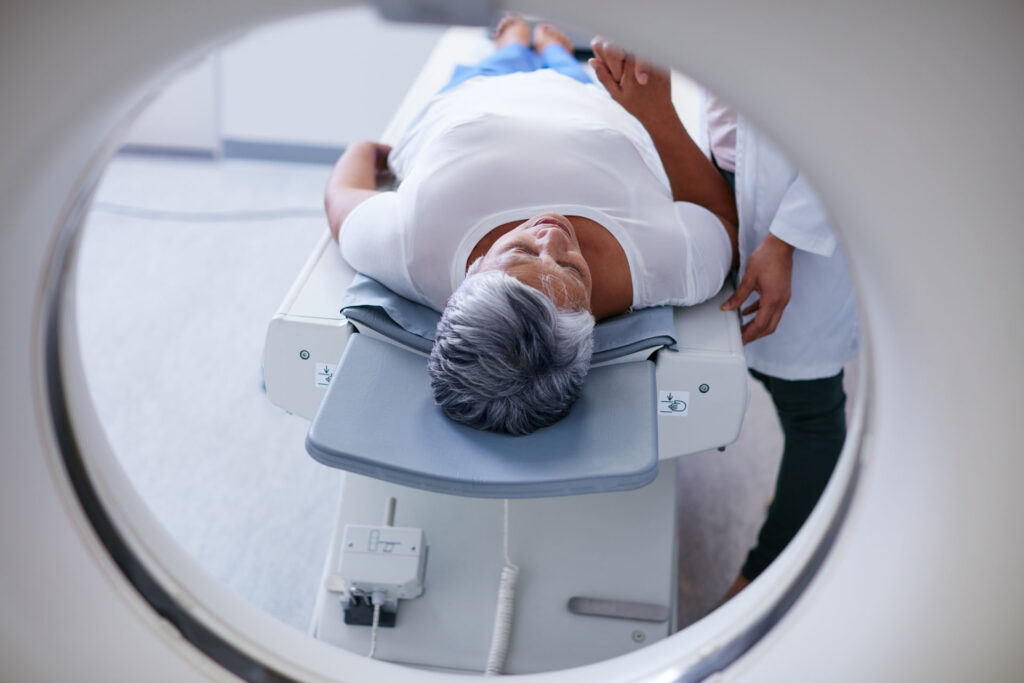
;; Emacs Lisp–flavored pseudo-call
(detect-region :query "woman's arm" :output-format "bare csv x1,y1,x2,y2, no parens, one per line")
324,141,392,242
590,43,739,269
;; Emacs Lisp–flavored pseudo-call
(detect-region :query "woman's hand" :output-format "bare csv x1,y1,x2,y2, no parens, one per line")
589,37,649,84
589,37,673,127
324,140,393,241
368,141,394,181
334,140,392,184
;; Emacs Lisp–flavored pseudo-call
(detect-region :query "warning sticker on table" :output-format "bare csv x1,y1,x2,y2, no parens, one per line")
316,363,336,388
658,391,689,416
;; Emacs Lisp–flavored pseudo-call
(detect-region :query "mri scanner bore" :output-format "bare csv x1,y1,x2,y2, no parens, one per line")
6,0,1022,680
69,5,865,679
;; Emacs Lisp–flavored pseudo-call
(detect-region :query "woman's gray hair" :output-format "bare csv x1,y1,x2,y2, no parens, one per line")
428,269,595,436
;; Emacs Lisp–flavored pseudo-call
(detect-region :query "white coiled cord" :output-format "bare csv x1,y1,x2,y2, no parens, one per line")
485,499,519,676
367,601,381,658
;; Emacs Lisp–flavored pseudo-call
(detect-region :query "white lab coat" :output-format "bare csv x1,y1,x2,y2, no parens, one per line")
700,100,859,380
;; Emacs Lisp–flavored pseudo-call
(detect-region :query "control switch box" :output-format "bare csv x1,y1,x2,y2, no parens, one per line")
338,524,426,603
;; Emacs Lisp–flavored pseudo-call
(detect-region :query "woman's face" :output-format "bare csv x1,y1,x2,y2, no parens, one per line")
475,212,593,311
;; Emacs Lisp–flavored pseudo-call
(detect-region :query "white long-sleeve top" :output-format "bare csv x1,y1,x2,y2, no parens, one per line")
701,91,859,380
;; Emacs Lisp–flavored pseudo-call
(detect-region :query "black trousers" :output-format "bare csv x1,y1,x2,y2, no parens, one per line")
741,368,847,580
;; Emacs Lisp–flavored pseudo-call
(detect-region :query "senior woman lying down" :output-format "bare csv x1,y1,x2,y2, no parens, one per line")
325,16,738,435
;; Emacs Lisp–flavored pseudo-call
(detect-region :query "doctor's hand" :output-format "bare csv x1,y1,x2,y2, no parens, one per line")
589,38,672,126
721,234,795,345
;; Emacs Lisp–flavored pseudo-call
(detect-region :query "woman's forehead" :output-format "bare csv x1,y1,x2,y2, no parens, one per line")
505,263,587,307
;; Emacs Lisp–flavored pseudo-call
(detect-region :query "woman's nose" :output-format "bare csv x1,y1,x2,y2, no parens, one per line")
535,226,571,252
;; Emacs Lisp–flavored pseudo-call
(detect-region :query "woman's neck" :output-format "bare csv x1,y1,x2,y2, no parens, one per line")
467,216,633,320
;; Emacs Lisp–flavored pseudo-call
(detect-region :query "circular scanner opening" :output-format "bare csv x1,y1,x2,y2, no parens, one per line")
56,5,866,680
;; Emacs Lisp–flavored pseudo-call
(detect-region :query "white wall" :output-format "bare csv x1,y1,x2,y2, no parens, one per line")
122,55,219,154
220,7,446,147
123,6,447,154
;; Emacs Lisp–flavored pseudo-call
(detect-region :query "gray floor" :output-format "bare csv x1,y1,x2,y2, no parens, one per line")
76,155,339,631
75,153,858,637
675,363,858,627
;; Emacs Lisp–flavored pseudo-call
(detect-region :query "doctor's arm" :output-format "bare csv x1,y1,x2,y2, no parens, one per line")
324,141,392,242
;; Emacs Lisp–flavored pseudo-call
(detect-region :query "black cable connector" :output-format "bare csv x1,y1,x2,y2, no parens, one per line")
343,594,396,628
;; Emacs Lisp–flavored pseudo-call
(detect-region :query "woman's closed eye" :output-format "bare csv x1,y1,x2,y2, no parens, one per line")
506,243,585,281
559,262,584,277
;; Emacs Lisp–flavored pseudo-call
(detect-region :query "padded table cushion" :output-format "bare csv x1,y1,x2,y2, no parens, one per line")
340,274,677,363
306,334,659,498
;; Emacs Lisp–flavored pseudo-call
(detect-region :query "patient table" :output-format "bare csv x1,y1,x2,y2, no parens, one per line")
262,27,748,674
